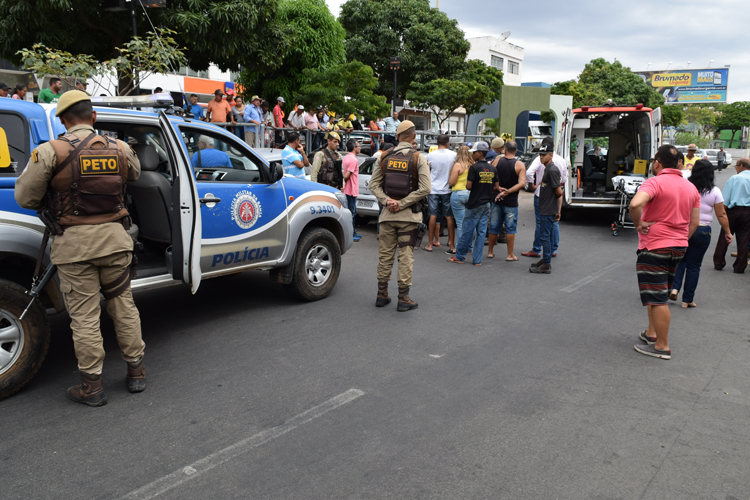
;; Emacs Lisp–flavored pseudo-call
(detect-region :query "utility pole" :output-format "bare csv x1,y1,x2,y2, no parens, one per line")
390,57,401,114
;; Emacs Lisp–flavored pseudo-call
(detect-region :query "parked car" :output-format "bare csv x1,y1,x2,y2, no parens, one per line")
347,132,374,156
0,97,354,400
703,149,733,169
356,156,380,219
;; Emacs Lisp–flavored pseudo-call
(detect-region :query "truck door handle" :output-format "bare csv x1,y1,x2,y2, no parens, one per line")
200,197,221,204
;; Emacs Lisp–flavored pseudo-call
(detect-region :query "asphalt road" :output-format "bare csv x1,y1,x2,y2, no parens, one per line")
3,170,749,500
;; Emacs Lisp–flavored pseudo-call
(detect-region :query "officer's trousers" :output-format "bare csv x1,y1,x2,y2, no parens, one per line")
377,221,418,288
57,251,145,376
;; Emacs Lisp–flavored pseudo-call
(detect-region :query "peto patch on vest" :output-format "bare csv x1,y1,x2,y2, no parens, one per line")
387,159,409,171
79,155,120,175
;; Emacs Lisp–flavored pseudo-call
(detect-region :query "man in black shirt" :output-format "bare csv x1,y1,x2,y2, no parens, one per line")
489,140,526,260
531,143,562,274
449,141,500,265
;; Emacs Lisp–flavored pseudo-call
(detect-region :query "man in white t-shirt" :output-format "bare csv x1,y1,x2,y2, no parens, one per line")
522,137,569,258
288,105,306,131
424,134,457,253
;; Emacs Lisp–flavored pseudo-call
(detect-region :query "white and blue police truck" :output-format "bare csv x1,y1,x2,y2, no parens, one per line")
0,95,353,400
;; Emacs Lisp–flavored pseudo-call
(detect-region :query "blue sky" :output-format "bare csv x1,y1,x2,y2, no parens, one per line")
325,0,749,103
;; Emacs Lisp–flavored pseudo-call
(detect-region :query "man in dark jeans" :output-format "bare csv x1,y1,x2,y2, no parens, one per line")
713,158,750,273
530,144,561,274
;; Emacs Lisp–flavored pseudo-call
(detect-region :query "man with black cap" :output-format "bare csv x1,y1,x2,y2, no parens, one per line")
370,120,431,311
206,89,233,127
0,82,9,98
449,141,499,266
529,143,562,274
15,91,146,406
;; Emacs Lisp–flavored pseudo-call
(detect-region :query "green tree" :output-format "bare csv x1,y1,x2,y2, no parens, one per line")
0,1,289,75
660,105,684,128
715,101,750,147
551,58,664,109
296,61,390,119
406,60,503,132
18,29,187,96
238,0,344,110
339,0,470,102
674,132,710,149
682,104,718,139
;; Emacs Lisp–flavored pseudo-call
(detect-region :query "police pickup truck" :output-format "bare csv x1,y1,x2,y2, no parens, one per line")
0,95,353,400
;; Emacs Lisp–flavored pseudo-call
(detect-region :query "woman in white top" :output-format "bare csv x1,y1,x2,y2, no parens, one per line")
670,160,733,307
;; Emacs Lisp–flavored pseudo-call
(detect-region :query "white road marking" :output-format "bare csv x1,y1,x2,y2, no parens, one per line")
120,388,365,500
429,354,444,358
561,263,623,293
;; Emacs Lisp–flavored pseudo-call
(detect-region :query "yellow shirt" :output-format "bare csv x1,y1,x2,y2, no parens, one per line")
453,166,469,191
684,155,697,171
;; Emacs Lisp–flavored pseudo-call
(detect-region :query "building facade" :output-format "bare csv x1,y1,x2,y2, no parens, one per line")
467,36,524,87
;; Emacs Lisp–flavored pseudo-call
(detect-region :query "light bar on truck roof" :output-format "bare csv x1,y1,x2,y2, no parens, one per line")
90,93,174,109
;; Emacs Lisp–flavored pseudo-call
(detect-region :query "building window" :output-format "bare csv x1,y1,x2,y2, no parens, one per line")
508,61,520,75
491,55,504,71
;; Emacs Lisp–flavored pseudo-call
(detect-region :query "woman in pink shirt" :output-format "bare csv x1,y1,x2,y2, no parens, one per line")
670,160,733,307
343,138,361,241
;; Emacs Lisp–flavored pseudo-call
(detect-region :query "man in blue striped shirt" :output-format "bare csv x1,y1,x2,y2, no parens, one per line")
714,157,750,273
281,132,309,179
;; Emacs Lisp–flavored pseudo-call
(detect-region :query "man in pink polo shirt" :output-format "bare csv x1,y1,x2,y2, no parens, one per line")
629,145,700,360
343,138,362,242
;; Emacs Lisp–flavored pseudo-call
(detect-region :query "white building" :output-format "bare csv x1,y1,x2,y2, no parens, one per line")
467,36,524,86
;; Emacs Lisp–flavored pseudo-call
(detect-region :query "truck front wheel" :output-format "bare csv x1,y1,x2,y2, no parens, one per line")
284,227,342,301
0,279,51,400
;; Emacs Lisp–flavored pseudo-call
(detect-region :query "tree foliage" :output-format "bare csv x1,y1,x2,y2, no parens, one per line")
406,60,503,132
681,105,718,139
552,58,665,109
339,0,470,102
715,101,750,147
296,61,390,119
238,0,344,110
17,29,187,96
0,0,288,75
674,132,710,149
660,105,684,128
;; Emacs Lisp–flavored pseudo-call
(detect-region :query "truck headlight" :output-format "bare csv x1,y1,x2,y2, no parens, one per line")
335,192,347,206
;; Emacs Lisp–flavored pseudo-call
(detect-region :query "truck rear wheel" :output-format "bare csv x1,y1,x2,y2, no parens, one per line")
284,227,342,301
0,279,51,400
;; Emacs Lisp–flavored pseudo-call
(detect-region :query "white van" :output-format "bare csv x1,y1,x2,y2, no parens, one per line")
557,102,663,213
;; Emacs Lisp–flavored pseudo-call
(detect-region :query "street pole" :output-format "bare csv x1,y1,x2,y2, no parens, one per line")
390,57,401,114
131,0,140,96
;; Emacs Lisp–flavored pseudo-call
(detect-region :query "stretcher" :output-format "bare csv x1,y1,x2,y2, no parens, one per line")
610,174,645,236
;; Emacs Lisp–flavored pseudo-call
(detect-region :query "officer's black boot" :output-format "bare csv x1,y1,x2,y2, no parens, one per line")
376,282,391,307
397,287,418,312
67,373,107,407
126,356,146,393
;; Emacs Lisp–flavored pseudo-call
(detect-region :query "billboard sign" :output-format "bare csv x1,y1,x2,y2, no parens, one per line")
635,68,729,104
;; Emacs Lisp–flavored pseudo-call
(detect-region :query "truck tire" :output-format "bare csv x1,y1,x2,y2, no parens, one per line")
284,227,342,301
0,279,51,400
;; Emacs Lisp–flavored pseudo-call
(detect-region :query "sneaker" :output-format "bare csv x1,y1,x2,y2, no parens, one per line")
353,234,362,242
638,330,656,345
530,259,544,268
522,251,541,258
529,263,551,274
634,344,671,360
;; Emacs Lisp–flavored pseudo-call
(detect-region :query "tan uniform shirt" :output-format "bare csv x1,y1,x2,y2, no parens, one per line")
310,147,343,183
15,124,141,265
370,142,431,224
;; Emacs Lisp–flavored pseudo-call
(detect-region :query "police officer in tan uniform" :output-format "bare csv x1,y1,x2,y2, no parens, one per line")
370,120,431,311
15,91,146,407
311,131,343,188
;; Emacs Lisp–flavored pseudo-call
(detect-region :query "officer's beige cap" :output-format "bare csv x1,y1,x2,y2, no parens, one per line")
491,137,505,149
396,120,415,135
55,90,91,117
327,131,341,141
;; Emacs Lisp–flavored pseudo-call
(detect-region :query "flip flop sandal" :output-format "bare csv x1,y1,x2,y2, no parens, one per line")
487,254,495,259
506,256,520,261
448,256,464,264
681,302,697,308
422,246,433,252
445,249,456,255
669,289,679,301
